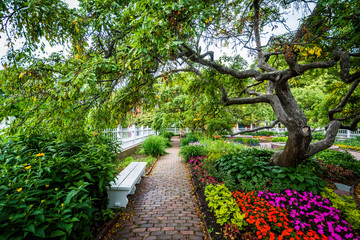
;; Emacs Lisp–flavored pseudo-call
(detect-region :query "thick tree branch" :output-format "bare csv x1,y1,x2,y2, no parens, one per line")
231,120,280,136
220,86,270,106
340,115,360,131
304,120,341,158
180,44,261,80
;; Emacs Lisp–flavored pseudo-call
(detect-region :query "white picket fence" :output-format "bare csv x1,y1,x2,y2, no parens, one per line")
235,127,360,139
103,126,156,151
103,126,189,151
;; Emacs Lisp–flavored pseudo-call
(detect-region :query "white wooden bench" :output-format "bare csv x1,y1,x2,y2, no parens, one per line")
107,162,147,208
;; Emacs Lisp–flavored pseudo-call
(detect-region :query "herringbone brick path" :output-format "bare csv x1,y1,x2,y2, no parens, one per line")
105,137,206,240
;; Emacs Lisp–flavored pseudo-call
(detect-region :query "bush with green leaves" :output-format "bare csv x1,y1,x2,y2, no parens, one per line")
253,131,276,136
179,143,206,161
205,184,246,228
160,131,174,141
314,149,360,176
271,137,288,142
180,133,198,146
312,131,325,140
0,132,118,240
141,136,168,157
321,188,360,230
200,138,246,156
116,156,157,171
215,150,326,194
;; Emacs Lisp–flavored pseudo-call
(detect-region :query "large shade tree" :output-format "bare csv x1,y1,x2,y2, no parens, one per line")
1,0,359,167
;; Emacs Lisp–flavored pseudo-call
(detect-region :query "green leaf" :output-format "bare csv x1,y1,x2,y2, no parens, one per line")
34,227,46,238
84,172,92,181
278,173,286,178
24,224,35,234
50,230,66,238
296,175,305,182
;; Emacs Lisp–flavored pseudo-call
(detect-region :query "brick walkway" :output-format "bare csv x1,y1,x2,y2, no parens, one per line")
105,137,206,240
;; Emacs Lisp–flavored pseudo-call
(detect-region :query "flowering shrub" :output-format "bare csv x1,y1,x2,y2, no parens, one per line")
189,156,207,165
314,149,360,177
190,158,219,185
0,133,118,239
317,160,356,182
180,144,206,161
257,189,360,239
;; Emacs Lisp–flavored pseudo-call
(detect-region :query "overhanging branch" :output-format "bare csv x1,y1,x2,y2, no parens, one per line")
231,120,280,136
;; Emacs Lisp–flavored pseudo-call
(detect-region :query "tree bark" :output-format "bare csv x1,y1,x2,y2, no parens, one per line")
269,125,312,168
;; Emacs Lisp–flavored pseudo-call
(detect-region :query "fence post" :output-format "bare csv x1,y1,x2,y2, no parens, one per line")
347,130,351,139
141,126,144,141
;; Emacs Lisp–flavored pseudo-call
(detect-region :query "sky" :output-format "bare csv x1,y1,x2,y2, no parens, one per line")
0,1,311,69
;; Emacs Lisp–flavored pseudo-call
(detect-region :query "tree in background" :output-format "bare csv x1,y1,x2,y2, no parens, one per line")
0,0,359,167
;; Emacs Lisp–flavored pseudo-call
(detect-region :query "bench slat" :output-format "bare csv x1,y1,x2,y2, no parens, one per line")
111,162,138,188
115,162,147,190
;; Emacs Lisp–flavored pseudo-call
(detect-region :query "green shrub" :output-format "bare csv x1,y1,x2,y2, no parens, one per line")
321,188,360,230
180,133,198,146
271,137,288,142
215,150,326,194
205,184,246,228
314,149,360,176
0,133,118,240
142,136,168,157
253,131,276,136
279,131,288,136
179,143,206,161
200,138,246,155
160,131,174,141
117,156,157,171
312,131,325,141
242,132,255,136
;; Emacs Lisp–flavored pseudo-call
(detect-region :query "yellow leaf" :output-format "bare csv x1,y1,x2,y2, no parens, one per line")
205,19,209,24
209,16,212,22
75,54,79,60
19,71,26,78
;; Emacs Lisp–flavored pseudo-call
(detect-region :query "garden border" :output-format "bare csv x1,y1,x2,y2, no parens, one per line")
186,163,213,240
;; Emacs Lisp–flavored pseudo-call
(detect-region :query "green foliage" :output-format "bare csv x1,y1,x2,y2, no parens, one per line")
312,131,325,141
116,156,157,171
205,184,246,229
314,149,360,176
321,188,360,230
0,133,118,240
215,150,326,194
180,133,198,146
141,136,168,157
160,131,174,141
271,137,288,142
253,131,276,136
179,144,206,161
200,138,246,155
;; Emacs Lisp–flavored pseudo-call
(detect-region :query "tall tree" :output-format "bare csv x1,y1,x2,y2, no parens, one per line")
1,0,359,167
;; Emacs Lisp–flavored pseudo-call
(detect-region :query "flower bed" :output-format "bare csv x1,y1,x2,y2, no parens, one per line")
185,139,360,240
